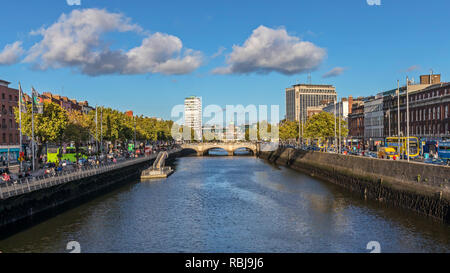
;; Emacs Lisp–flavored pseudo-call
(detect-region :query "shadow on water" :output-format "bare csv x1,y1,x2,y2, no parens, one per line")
0,176,141,241
0,155,449,253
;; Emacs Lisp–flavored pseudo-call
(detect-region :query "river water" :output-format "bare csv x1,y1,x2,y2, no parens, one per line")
0,152,449,253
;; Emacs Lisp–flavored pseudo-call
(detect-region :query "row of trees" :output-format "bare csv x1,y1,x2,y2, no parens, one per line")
279,112,348,142
14,102,174,160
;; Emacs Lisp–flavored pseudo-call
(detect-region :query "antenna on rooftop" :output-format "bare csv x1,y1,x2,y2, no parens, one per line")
307,72,312,84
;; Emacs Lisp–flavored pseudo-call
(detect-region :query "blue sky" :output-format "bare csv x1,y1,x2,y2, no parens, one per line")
0,0,449,121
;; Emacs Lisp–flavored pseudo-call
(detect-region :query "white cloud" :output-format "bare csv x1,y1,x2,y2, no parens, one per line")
211,46,226,59
125,33,203,75
322,67,346,78
212,25,326,75
23,8,202,76
405,65,420,72
0,41,24,65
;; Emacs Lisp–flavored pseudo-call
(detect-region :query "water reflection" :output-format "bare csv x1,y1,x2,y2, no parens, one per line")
0,157,449,253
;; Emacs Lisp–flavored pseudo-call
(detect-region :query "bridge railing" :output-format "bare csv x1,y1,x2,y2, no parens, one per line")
0,148,180,200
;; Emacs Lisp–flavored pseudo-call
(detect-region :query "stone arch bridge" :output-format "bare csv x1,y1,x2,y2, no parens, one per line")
181,142,258,156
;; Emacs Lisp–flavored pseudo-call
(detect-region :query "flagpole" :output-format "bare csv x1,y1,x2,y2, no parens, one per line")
406,76,410,162
18,82,23,173
95,106,98,161
32,88,35,172
100,107,103,156
334,98,337,153
397,81,400,160
338,97,341,154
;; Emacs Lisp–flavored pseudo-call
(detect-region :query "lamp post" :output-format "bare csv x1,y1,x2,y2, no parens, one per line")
397,81,401,160
338,97,342,154
334,98,337,153
406,77,410,162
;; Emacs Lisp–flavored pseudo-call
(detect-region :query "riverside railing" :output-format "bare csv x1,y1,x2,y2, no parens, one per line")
0,148,180,200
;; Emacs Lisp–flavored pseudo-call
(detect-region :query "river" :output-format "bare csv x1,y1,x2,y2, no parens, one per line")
0,152,449,253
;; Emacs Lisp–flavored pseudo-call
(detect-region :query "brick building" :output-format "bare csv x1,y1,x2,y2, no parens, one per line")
41,92,87,112
382,74,449,140
347,101,365,145
384,82,450,139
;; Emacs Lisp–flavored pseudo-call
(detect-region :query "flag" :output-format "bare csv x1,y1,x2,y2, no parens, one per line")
32,87,44,114
18,83,27,113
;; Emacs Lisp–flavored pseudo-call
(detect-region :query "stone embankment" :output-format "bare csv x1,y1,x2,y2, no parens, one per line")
259,148,449,223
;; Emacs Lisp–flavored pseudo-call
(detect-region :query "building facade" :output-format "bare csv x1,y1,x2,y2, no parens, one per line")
382,74,447,140
306,106,324,119
364,95,384,150
322,97,351,121
384,82,450,140
0,80,20,146
184,96,202,140
0,79,23,162
348,101,365,145
41,92,91,113
285,84,337,124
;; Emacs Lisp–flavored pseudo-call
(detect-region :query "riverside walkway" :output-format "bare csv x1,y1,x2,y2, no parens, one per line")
0,148,180,200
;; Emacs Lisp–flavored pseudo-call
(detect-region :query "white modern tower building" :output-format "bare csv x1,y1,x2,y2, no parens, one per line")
184,96,202,141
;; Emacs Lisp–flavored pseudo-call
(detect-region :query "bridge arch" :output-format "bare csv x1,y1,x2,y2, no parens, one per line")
180,142,258,157
202,147,230,156
179,148,199,156
232,147,255,156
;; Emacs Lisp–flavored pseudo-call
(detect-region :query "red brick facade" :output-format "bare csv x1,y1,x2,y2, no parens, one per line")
0,82,20,145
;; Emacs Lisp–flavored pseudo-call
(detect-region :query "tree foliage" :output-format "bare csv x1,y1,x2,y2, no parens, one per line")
279,120,299,141
15,103,174,150
14,102,69,145
304,112,348,140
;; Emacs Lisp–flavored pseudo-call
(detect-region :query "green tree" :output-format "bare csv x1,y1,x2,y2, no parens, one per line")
304,112,348,142
63,110,91,160
279,120,299,141
14,102,68,164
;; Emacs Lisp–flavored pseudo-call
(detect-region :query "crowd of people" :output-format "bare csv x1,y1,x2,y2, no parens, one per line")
0,141,179,185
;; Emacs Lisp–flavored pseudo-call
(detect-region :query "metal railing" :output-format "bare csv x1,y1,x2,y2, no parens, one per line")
0,148,181,200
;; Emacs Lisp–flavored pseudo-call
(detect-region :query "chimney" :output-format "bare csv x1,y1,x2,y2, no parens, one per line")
348,96,353,114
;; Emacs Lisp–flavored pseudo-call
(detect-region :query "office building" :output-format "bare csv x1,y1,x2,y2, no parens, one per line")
285,83,337,124
184,96,202,140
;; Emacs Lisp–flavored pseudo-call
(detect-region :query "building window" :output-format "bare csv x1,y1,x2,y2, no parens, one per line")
2,133,5,143
9,119,12,129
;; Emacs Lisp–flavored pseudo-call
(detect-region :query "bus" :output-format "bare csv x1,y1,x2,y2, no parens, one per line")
437,141,450,163
47,147,87,164
385,137,420,159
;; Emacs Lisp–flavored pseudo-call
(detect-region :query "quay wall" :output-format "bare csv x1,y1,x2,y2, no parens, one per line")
0,152,180,234
259,148,450,223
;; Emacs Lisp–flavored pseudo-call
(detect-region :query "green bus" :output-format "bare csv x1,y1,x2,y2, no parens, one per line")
47,147,88,164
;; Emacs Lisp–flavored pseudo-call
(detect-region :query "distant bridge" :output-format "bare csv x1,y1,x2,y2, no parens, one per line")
180,142,258,156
